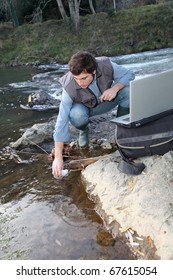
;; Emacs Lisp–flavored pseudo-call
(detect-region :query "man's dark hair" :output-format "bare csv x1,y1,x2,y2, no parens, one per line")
69,51,97,75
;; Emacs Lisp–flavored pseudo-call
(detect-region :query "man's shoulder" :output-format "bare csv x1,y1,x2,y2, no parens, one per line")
96,56,112,67
59,71,73,86
96,56,109,62
96,56,113,72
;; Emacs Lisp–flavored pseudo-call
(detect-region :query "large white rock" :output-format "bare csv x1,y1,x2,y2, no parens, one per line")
82,151,173,259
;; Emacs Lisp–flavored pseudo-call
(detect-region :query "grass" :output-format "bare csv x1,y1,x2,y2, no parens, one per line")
0,2,173,65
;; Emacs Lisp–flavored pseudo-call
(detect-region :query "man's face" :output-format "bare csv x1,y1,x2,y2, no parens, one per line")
73,71,95,88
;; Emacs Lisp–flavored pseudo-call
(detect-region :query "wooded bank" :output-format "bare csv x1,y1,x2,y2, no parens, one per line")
0,2,173,66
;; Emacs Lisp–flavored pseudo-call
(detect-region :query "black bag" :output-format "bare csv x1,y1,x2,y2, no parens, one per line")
115,112,173,175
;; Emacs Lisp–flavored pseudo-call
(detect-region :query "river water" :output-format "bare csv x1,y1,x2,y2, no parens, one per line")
0,48,173,260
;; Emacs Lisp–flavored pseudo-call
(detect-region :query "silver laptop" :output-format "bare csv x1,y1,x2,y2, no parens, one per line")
111,69,173,126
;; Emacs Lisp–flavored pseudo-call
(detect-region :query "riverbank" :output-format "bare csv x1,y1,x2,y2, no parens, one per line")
1,2,173,66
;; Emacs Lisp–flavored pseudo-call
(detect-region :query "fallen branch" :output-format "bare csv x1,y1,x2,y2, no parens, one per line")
67,154,110,170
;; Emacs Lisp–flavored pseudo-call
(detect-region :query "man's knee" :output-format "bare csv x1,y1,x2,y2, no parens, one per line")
69,104,89,128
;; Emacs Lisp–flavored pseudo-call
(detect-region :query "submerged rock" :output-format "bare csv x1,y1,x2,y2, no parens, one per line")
10,119,56,149
20,90,61,111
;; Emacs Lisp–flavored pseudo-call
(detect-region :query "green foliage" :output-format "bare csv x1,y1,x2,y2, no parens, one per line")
1,3,173,65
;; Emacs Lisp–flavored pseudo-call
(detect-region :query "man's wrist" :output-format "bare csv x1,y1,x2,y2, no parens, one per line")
55,156,63,161
113,82,124,92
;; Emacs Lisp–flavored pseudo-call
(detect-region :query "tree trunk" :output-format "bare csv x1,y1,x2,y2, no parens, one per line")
89,0,95,14
68,0,80,32
113,0,117,11
7,0,19,26
55,0,68,23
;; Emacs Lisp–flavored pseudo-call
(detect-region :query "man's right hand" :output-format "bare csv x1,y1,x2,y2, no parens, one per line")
52,158,64,177
52,141,64,177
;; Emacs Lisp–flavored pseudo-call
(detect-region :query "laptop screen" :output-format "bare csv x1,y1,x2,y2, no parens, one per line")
130,69,173,122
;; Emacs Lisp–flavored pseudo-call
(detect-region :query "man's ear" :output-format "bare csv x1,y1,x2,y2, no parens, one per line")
93,70,96,74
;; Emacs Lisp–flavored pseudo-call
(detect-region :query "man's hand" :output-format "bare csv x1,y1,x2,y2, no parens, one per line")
100,87,118,102
52,141,64,177
100,82,125,102
52,158,64,177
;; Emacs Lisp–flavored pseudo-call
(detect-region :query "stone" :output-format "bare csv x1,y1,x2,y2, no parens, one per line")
10,120,56,149
81,151,173,259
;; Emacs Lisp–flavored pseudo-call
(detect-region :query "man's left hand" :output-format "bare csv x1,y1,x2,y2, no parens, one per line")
100,88,118,102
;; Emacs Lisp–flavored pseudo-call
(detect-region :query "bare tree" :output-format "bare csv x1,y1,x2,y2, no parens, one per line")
89,0,95,14
67,0,81,31
30,0,52,23
1,0,19,26
113,0,117,11
55,0,68,23
55,0,81,31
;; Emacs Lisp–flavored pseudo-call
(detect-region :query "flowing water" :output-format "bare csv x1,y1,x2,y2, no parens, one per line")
1,48,173,260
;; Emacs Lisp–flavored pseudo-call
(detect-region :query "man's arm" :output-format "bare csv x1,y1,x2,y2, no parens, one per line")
111,60,135,85
52,90,73,177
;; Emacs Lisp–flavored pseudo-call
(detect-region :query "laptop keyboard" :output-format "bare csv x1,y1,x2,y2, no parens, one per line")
123,117,130,121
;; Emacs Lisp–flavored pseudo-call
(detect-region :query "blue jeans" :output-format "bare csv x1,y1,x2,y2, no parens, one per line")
69,86,129,129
